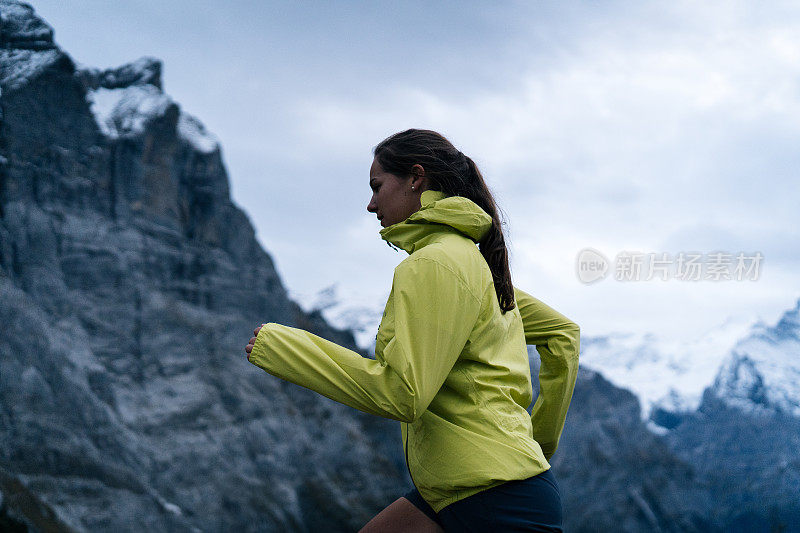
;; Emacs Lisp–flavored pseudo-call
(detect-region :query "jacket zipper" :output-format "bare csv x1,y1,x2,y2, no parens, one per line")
404,422,417,490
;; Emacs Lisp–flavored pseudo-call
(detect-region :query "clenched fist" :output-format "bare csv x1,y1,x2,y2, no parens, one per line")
245,324,266,361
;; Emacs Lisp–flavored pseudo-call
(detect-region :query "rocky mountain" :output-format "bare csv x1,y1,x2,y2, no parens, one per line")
664,395,800,531
576,298,800,529
0,2,408,531
659,299,800,530
532,324,800,532
707,298,800,417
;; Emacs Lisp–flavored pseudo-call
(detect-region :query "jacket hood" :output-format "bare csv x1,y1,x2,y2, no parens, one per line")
379,189,493,254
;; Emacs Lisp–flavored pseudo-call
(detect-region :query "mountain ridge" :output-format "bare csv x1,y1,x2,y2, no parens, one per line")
0,2,408,530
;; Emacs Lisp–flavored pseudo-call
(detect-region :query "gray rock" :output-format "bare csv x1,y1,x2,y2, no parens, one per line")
76,57,163,91
0,465,76,532
530,358,719,532
0,1,56,51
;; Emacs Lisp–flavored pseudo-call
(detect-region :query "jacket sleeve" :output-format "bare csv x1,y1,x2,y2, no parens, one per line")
514,287,580,460
249,256,481,423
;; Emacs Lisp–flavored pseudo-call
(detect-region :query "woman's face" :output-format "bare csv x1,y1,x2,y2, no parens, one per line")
367,157,425,228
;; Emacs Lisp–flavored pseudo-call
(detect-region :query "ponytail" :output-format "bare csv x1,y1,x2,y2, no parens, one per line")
463,157,516,313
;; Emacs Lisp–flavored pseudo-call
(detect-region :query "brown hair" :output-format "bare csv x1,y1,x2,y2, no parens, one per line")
373,128,515,313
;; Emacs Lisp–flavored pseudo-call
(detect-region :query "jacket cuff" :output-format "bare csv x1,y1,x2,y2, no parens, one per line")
249,323,273,368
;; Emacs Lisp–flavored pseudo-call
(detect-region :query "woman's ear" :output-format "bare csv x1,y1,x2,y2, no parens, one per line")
410,164,427,190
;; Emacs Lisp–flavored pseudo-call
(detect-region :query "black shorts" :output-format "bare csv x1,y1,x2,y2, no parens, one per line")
402,468,563,532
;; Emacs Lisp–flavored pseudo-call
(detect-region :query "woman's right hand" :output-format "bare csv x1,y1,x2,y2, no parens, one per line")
245,324,266,361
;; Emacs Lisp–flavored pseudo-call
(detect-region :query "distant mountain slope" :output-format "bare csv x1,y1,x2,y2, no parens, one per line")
549,367,718,533
708,298,800,416
532,293,800,531
579,313,757,426
659,298,800,530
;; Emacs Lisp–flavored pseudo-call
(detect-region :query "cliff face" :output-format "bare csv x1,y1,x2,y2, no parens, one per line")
0,2,407,531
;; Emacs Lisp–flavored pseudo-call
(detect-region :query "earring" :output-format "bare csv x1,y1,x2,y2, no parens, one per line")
411,186,415,190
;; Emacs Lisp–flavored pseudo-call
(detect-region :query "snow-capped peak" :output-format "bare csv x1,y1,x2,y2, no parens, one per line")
580,312,760,421
87,84,173,138
83,58,219,154
708,298,800,416
289,284,386,351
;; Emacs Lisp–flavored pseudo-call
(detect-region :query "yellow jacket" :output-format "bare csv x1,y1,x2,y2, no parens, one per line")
249,189,580,512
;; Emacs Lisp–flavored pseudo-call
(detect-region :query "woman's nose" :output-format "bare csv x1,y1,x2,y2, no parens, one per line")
367,197,377,213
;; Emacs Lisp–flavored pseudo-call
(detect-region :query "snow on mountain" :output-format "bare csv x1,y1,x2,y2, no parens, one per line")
289,283,386,351
579,312,758,422
0,48,61,90
82,57,219,152
708,298,800,416
78,56,162,89
177,112,220,154
86,84,220,154
87,84,172,137
0,1,54,50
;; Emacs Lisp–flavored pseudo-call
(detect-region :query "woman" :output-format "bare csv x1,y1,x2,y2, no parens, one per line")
245,129,580,532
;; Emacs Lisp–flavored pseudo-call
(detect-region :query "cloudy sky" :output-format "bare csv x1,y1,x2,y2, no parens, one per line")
31,1,800,347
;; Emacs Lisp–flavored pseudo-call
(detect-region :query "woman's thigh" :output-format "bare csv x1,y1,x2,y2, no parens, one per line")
359,496,445,533
437,469,563,532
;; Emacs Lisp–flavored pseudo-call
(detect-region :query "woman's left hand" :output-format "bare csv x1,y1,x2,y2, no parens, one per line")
245,324,266,361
